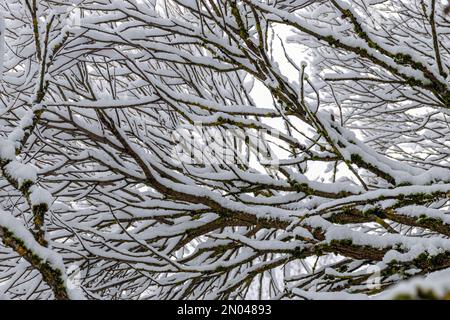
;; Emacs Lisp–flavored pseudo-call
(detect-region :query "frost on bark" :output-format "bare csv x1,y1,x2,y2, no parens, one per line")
0,0,449,300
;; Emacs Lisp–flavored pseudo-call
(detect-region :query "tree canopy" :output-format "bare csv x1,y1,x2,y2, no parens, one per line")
0,0,449,300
